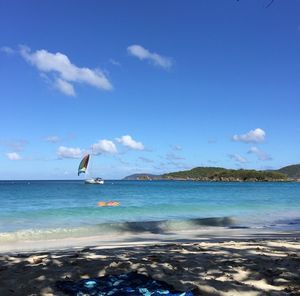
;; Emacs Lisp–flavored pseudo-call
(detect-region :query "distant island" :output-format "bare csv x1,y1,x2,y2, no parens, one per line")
123,164,300,182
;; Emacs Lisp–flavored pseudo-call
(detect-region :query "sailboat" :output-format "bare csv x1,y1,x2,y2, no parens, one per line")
78,154,104,184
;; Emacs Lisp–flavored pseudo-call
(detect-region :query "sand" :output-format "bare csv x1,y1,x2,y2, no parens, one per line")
0,235,300,296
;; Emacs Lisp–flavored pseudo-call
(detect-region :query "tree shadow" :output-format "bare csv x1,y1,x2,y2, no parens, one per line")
0,239,300,295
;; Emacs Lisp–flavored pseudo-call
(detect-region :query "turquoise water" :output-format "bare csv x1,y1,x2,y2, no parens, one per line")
1,180,300,242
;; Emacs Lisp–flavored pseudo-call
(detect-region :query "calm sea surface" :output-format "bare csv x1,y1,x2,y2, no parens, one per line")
1,180,300,242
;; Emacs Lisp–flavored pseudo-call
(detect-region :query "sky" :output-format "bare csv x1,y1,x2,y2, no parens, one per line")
0,0,300,179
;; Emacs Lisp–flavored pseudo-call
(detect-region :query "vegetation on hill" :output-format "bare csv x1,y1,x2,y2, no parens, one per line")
276,164,300,179
124,166,291,182
123,173,162,180
163,167,288,182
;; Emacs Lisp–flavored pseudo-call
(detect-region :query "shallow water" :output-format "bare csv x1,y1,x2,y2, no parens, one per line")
0,180,300,242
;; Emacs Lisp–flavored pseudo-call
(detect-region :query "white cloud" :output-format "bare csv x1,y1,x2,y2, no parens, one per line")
19,46,112,96
232,128,266,143
1,46,15,54
57,146,82,159
45,135,60,143
228,154,248,164
116,135,145,150
6,152,22,160
54,78,76,96
127,44,172,69
91,139,117,155
248,146,272,161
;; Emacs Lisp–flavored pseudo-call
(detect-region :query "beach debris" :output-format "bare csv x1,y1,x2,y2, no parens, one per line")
108,261,131,270
28,256,43,264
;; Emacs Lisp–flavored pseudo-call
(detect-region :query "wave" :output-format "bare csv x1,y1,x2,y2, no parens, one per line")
0,216,236,243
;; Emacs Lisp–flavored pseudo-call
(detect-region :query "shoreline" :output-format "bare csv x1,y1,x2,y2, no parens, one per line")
2,215,300,251
1,227,300,253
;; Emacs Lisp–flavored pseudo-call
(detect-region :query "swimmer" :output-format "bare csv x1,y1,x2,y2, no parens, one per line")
97,201,120,207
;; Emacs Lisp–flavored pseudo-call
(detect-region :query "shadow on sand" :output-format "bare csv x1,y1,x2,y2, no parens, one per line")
0,237,300,296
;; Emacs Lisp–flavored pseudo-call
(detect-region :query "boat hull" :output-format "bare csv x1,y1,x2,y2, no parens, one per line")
85,179,104,184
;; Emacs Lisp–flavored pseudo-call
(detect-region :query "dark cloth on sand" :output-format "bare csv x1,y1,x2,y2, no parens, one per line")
56,272,194,296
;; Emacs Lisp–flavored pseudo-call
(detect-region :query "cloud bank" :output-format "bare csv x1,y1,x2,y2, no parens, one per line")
56,134,144,159
19,46,112,96
127,45,172,69
233,128,266,143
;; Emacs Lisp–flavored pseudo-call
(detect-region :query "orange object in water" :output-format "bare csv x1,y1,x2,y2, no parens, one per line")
97,201,120,207
97,201,107,207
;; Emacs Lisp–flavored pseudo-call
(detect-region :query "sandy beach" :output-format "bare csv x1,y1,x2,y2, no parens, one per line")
1,230,300,296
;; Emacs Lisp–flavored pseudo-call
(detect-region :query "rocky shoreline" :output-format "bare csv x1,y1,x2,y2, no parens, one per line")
131,175,291,182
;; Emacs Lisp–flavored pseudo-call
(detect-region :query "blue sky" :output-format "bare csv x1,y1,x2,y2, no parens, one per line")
1,0,300,179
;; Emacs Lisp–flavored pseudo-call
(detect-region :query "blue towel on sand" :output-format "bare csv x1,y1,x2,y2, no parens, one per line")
56,272,194,296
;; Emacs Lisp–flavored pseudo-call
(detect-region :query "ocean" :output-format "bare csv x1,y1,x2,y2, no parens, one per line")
1,180,300,244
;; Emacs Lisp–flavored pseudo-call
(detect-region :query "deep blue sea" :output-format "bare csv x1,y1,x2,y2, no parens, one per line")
1,180,300,243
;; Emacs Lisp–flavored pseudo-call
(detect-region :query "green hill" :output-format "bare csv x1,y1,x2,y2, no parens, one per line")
276,164,300,179
123,166,289,182
163,167,288,182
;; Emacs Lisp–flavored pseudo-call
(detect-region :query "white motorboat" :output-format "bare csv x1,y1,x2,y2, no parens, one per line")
85,178,104,184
